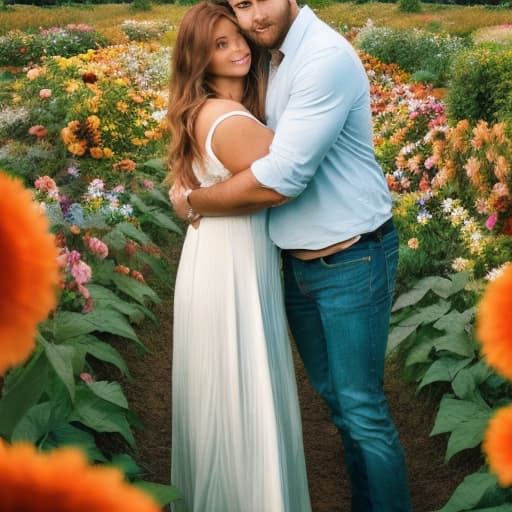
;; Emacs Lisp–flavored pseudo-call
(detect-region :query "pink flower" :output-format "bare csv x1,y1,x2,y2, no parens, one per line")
80,372,94,384
143,179,154,190
39,88,52,99
112,185,125,194
71,260,92,285
34,176,57,192
28,125,48,138
486,213,498,230
88,237,109,259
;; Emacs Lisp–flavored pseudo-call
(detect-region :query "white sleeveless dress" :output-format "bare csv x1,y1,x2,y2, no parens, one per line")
171,111,312,512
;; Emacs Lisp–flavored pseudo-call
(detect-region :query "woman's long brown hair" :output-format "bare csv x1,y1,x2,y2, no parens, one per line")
167,1,268,188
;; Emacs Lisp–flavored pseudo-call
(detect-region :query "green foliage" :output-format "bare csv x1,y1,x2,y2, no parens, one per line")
354,26,468,86
0,25,108,67
119,19,170,41
398,0,421,13
130,0,152,11
446,46,512,125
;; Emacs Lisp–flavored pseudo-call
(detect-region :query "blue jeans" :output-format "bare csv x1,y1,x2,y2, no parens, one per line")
282,223,411,512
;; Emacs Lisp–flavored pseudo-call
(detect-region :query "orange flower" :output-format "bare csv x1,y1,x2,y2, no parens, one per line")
0,440,159,512
89,147,103,159
476,264,512,380
483,405,512,486
0,173,59,375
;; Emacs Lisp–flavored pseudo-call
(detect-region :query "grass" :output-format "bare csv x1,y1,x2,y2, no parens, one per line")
1,1,512,37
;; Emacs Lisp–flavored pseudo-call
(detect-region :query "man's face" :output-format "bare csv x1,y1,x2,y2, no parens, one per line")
228,0,299,50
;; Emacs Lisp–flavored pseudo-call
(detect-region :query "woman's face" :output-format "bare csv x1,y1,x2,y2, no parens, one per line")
207,17,252,79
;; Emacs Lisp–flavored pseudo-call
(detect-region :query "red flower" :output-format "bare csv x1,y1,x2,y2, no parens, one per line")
19,47,26,54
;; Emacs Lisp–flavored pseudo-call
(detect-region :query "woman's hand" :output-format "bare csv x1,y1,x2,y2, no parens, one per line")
169,183,201,227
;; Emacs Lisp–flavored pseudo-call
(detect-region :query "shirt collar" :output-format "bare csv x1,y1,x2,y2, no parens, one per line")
279,5,315,58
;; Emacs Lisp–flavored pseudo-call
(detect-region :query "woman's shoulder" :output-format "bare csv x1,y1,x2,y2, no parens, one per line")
194,99,256,144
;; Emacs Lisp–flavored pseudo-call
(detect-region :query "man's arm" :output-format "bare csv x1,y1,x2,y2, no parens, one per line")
172,169,287,221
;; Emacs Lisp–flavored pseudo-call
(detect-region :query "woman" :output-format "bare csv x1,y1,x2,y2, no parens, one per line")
167,3,312,512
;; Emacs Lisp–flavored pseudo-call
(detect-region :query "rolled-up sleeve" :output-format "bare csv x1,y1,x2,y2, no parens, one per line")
251,46,361,197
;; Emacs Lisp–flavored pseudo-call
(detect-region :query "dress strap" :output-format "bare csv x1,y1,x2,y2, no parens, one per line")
205,110,260,167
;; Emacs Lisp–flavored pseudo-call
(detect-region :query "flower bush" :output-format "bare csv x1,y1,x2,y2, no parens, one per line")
119,20,172,42
0,25,108,68
354,26,468,86
0,42,170,185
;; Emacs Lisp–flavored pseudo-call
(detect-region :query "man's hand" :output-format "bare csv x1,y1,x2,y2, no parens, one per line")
169,182,191,222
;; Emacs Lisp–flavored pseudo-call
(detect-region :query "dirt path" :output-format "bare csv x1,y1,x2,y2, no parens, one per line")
115,239,481,512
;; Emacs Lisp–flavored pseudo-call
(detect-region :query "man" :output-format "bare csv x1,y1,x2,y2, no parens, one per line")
171,0,412,509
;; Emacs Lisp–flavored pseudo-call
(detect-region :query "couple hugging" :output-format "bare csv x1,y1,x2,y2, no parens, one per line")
167,0,412,511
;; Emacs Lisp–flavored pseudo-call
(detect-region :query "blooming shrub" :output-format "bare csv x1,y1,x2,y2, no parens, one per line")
354,26,468,86
0,43,170,184
119,20,171,42
0,25,108,68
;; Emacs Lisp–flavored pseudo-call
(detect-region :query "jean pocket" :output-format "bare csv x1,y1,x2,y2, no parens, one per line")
319,254,371,269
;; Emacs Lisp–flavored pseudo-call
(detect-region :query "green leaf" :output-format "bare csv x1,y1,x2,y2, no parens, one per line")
431,397,490,436
41,339,76,401
55,310,145,349
430,273,468,299
116,222,153,245
391,278,435,311
71,335,130,377
387,324,418,354
133,481,183,506
87,381,129,409
434,332,476,358
88,284,152,323
470,505,512,512
111,453,142,478
419,357,472,390
141,157,167,174
434,308,475,335
111,272,160,306
452,367,479,400
71,387,136,448
445,414,490,462
0,349,49,438
11,402,52,442
437,472,498,512
400,300,451,327
41,423,107,462
146,210,182,234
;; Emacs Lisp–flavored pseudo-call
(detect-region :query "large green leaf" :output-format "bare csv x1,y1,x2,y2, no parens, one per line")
41,423,107,462
70,335,130,377
437,472,498,512
11,402,53,442
86,381,129,409
111,453,142,478
445,414,491,462
434,332,476,358
387,324,418,354
431,397,490,435
470,505,512,512
419,357,472,390
71,387,136,448
111,272,160,306
400,300,452,327
55,310,145,350
146,210,182,234
434,307,475,335
134,481,183,506
88,283,153,323
116,222,153,245
0,349,49,438
41,339,76,401
431,272,469,299
391,279,434,311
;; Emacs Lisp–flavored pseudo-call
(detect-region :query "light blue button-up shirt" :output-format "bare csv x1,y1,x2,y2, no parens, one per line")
251,6,392,250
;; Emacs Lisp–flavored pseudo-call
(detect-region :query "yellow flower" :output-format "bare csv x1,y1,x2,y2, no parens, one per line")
68,142,87,157
87,115,101,131
0,440,160,512
0,173,59,375
103,147,114,159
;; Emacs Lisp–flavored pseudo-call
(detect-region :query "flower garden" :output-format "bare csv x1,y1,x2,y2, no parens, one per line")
1,3,512,511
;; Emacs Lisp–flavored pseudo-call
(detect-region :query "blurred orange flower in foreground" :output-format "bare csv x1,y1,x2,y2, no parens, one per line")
0,440,159,512
483,405,512,486
476,264,512,380
0,172,59,375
